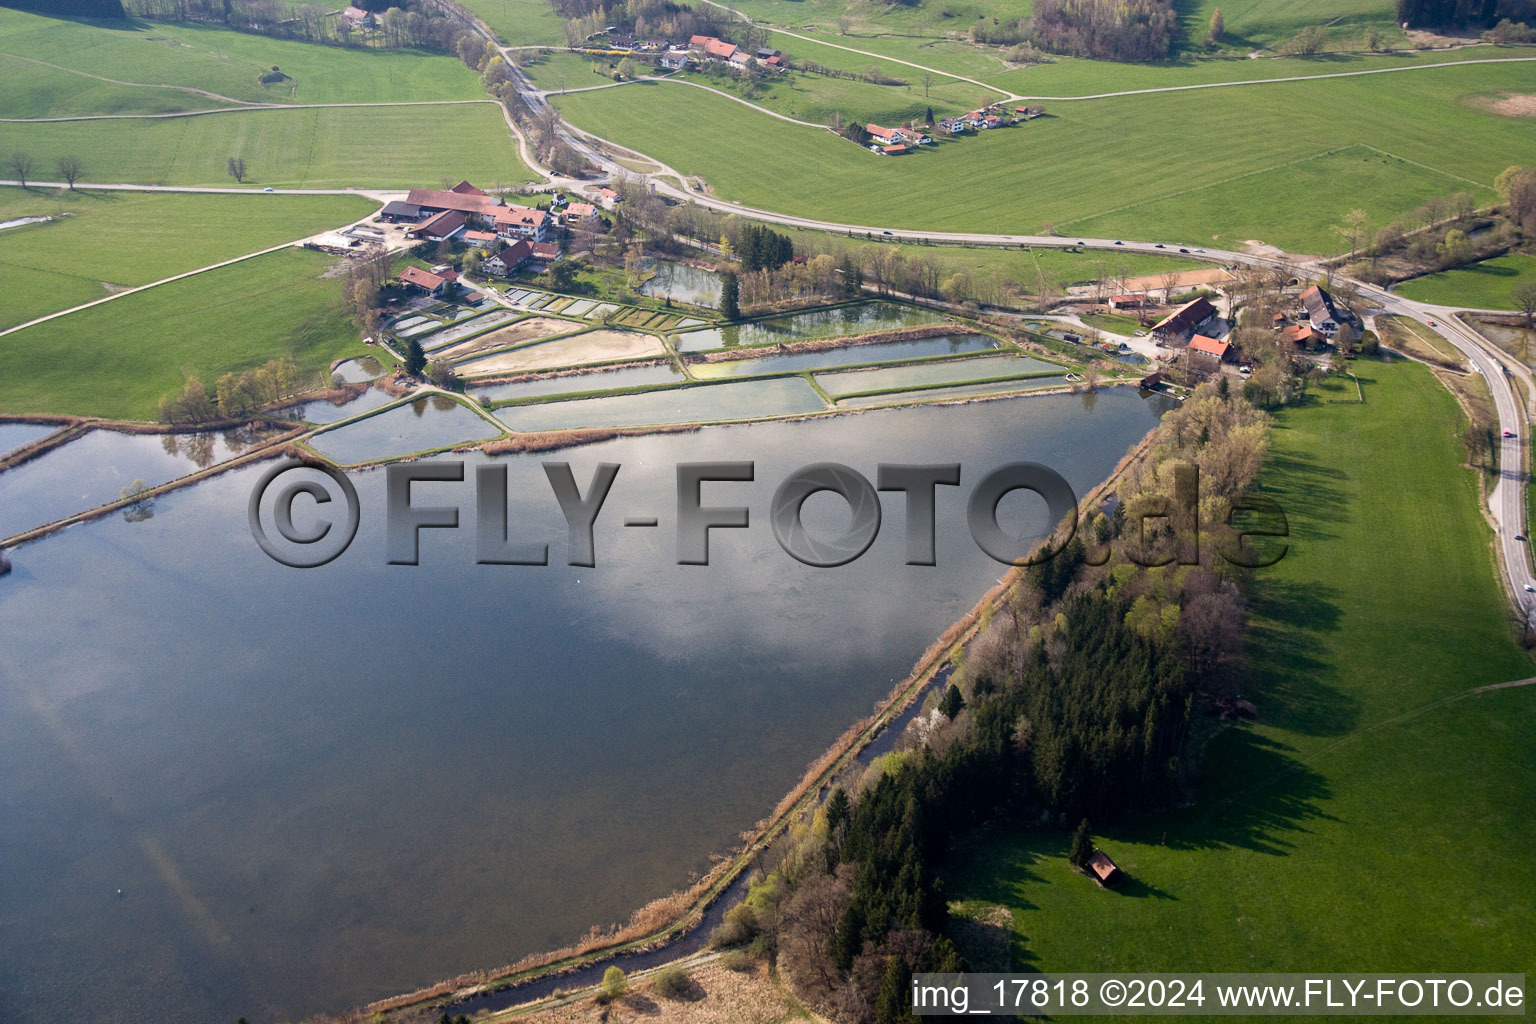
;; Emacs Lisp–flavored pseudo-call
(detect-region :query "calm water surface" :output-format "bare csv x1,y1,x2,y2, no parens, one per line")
0,392,1172,1024
675,302,950,352
689,334,1002,380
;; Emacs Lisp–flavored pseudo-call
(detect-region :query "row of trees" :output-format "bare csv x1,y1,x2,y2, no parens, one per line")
1395,0,1536,27
7,151,85,189
158,358,309,422
123,0,470,51
722,379,1275,1022
5,0,125,15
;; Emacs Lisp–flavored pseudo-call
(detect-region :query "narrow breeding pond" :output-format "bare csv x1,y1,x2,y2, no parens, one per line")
835,376,1072,409
491,376,826,431
472,363,684,405
0,422,59,458
816,353,1064,398
0,391,1172,1024
0,427,269,539
280,387,400,426
688,333,1001,380
638,261,721,307
309,395,501,465
674,302,951,352
419,310,519,352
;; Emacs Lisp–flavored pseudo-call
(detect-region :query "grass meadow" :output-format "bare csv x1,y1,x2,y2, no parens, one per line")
0,247,365,419
0,187,376,329
0,8,485,107
456,0,570,47
0,103,530,188
1394,253,1536,310
554,60,1536,253
948,359,1536,977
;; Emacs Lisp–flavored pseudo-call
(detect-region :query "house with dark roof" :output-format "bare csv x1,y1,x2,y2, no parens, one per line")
450,180,489,196
1299,285,1344,335
1151,296,1217,346
483,240,533,276
406,188,499,219
410,209,467,242
530,240,561,263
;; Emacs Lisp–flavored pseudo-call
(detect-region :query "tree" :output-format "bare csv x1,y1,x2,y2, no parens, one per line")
455,32,485,69
922,72,934,97
1068,818,1094,869
9,151,33,187
874,955,913,1024
1207,7,1224,43
1364,24,1384,50
56,154,84,190
1513,282,1536,329
1334,208,1369,259
226,156,247,183
404,338,427,376
720,270,740,319
600,966,628,1002
616,56,639,80
1283,24,1327,54
1436,229,1473,268
939,683,966,719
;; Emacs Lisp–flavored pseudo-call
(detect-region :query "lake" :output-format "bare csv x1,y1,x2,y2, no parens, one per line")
0,390,1172,1024
638,262,721,307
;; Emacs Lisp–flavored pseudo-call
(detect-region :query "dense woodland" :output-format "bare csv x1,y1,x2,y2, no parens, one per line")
1014,0,1178,61
1,0,125,15
1396,0,1536,27
710,378,1282,1022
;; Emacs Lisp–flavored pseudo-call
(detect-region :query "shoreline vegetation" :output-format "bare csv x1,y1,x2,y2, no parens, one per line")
354,410,1168,1022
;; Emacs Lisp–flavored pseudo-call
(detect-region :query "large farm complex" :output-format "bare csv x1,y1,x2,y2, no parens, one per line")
1,0,1534,1021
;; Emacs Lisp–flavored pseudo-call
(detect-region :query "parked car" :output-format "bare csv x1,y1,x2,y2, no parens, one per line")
1239,364,1253,375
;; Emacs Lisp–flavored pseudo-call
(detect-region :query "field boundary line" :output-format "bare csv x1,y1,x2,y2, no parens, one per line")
552,75,827,128
0,50,260,105
0,205,382,339
694,0,1007,97
1354,143,1492,191
0,98,503,123
1008,54,1536,100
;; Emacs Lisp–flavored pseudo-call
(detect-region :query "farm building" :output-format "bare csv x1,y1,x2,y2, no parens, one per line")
1151,296,1217,346
398,266,453,297
1299,285,1344,335
410,209,467,242
379,201,422,222
1108,293,1148,310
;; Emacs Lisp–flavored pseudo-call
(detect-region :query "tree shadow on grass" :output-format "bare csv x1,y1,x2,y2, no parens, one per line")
1243,579,1361,738
1165,729,1337,857
1249,446,1351,545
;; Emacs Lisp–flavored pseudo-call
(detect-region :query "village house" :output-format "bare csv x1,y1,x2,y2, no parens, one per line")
529,240,561,264
398,265,453,297
864,124,908,145
563,202,598,227
1151,295,1218,347
463,229,499,247
483,240,534,276
340,5,374,28
1187,334,1232,376
609,34,638,50
1299,284,1344,335
689,35,739,62
660,49,693,70
493,204,555,242
1282,323,1325,351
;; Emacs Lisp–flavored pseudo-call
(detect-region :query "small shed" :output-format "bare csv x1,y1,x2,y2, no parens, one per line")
1087,849,1124,887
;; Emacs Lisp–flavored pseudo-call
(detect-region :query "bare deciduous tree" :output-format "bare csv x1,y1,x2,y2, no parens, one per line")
56,154,84,190
226,156,247,183
9,151,33,187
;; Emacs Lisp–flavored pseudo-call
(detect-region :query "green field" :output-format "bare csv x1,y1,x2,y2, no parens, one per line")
949,360,1535,977
0,103,529,188
1395,253,1536,310
554,60,1536,253
0,8,486,107
0,247,364,419
457,0,569,47
0,187,376,329
0,51,249,119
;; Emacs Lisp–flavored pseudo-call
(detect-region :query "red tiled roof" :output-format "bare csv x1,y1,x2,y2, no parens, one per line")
565,202,596,218
706,38,737,59
487,239,533,267
1282,323,1319,345
399,266,447,290
1189,334,1229,358
865,124,899,141
492,204,551,228
450,180,488,195
405,188,498,216
531,241,560,259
